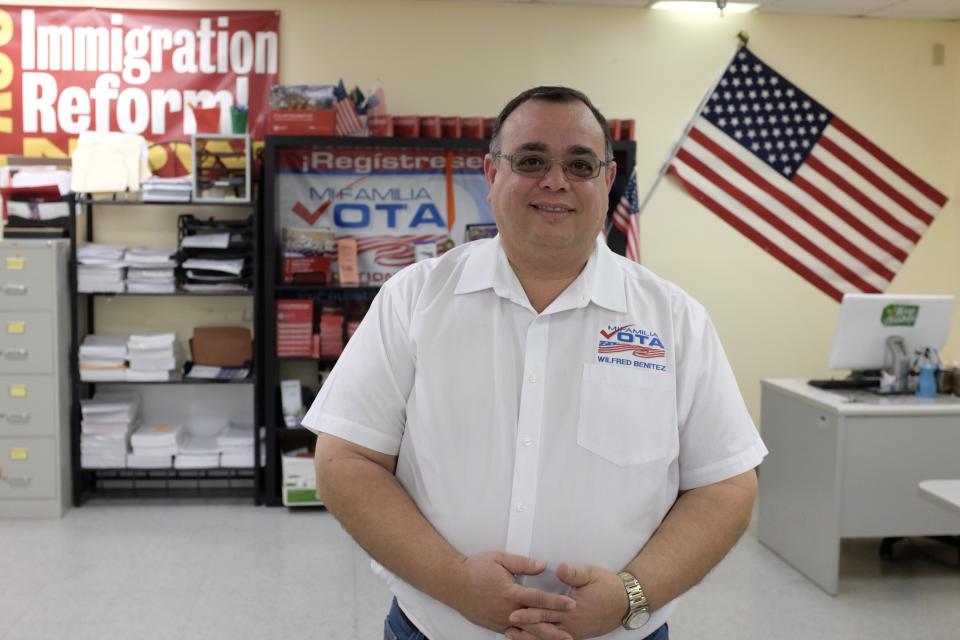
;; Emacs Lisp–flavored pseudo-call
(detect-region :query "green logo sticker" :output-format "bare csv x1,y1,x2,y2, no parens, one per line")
881,304,919,327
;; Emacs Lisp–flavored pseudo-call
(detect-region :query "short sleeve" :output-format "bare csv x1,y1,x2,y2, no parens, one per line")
673,298,768,490
300,278,416,455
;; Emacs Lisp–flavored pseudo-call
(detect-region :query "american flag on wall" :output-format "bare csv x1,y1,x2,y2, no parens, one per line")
667,47,947,302
611,168,641,262
334,80,363,136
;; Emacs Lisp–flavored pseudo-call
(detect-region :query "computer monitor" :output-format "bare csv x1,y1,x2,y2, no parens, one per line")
827,293,955,371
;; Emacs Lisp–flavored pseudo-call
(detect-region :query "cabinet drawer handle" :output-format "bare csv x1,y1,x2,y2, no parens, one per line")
4,412,30,424
1,475,31,488
2,285,27,295
2,349,28,360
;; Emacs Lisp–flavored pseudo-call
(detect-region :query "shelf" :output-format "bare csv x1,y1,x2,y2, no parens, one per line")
84,290,252,297
278,356,339,366
275,284,380,293
80,197,251,207
78,375,255,385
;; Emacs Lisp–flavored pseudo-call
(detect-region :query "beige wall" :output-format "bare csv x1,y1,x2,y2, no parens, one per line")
18,0,960,422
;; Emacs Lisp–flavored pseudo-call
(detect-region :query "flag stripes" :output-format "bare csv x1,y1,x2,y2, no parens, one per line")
667,47,946,301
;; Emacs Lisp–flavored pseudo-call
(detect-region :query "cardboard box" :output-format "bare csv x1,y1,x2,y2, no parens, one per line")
277,300,314,357
369,114,393,137
420,116,441,138
192,326,252,367
462,117,484,140
282,453,323,507
268,109,336,135
393,115,420,138
441,116,462,139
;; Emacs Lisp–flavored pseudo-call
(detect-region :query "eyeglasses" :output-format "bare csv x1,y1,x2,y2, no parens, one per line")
494,151,609,181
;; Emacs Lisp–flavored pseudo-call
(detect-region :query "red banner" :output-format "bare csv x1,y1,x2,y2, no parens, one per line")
0,6,279,165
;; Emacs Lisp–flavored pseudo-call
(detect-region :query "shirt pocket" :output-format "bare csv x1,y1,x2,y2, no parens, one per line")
576,363,677,467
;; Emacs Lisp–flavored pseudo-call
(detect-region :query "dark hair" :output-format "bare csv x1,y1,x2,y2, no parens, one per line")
489,86,613,161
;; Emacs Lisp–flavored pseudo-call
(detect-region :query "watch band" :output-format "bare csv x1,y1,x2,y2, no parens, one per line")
617,570,650,629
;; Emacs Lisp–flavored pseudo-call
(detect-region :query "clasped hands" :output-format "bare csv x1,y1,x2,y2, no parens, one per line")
451,551,628,640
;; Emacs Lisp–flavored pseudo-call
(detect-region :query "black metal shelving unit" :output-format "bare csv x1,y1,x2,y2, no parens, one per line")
259,135,637,506
69,196,263,505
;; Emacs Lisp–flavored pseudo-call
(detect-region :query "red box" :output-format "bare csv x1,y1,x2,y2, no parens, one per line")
369,113,393,137
620,119,636,141
276,299,314,357
462,117,484,140
608,119,622,141
420,116,441,138
283,256,332,284
268,109,336,135
483,117,496,139
441,116,461,139
393,116,420,138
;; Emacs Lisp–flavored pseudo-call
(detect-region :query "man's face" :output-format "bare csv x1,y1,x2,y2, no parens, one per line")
483,99,616,264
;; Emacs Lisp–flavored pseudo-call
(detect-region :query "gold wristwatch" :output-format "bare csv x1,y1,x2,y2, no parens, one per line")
617,571,650,630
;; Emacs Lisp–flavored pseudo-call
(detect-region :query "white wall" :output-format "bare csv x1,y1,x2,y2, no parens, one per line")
15,0,960,422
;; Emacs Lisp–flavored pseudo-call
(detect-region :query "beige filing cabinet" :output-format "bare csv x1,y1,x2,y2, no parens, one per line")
0,239,71,517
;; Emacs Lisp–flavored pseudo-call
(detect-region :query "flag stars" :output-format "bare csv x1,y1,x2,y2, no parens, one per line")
735,91,744,100
758,77,766,86
744,77,754,87
747,129,756,138
784,166,793,175
732,77,742,87
727,104,737,113
741,63,750,72
712,92,720,101
789,101,798,110
818,113,828,121
718,117,728,127
740,104,750,113
761,90,770,98
749,90,757,99
770,77,780,85
753,64,762,73
751,142,761,151
734,130,744,139
802,100,811,109
801,139,810,148
786,88,795,97
793,153,802,161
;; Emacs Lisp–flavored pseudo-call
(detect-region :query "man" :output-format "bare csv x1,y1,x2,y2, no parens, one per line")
304,86,767,640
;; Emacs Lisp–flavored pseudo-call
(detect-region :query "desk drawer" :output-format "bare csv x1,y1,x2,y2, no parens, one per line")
0,244,57,311
0,312,54,374
0,437,56,499
0,376,56,437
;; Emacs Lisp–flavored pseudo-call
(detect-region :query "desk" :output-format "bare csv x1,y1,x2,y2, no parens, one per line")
757,378,960,595
919,480,960,514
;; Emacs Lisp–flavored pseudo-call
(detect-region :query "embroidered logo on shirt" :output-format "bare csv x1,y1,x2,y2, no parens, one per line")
597,325,668,371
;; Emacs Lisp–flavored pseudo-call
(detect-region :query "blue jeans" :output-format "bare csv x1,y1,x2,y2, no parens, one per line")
383,597,669,640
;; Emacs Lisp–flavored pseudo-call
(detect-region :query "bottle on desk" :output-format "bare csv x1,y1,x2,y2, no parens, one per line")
917,363,938,398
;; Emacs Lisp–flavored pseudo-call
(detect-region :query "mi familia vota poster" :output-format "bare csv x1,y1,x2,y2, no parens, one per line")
0,6,279,162
278,147,495,285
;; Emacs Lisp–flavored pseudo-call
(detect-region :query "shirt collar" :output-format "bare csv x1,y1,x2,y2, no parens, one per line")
454,235,627,313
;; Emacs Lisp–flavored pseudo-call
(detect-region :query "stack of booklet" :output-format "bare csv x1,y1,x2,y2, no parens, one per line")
77,244,126,293
142,176,192,202
127,333,180,381
125,247,177,293
174,435,222,469
217,423,262,468
129,423,184,468
79,394,139,468
79,335,128,381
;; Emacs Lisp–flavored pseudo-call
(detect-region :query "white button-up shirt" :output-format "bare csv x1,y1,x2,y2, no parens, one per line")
303,237,767,640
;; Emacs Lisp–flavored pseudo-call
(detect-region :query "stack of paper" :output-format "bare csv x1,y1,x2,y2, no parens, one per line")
125,247,177,293
217,423,263,468
80,393,139,468
78,244,126,293
142,176,192,202
71,131,150,194
79,335,128,381
174,435,222,469
181,257,248,292
128,423,184,468
126,333,179,381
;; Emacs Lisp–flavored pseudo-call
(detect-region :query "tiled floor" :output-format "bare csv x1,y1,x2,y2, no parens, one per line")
1,501,958,640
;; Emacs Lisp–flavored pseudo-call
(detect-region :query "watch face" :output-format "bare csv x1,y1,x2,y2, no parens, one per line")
625,610,650,630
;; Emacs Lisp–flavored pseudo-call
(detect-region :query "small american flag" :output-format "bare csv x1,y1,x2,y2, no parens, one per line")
611,168,640,262
334,80,363,136
668,47,947,302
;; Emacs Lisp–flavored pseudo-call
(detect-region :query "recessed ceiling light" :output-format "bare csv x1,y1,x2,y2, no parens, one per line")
651,1,758,14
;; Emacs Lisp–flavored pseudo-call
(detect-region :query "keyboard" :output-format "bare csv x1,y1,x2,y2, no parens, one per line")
808,378,880,391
